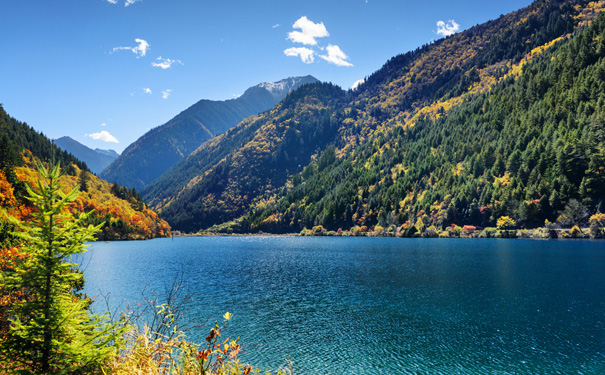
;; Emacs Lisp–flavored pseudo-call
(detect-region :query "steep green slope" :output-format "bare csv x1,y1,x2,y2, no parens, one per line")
250,12,605,233
0,106,89,176
143,83,345,233
143,0,605,233
101,76,317,190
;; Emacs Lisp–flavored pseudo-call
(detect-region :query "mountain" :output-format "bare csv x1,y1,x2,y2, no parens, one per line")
100,75,318,190
0,106,170,242
54,136,118,175
0,106,89,176
142,0,605,234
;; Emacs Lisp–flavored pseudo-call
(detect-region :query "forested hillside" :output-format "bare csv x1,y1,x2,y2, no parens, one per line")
1,106,89,174
143,0,605,235
143,83,346,232
249,11,605,234
101,76,317,190
0,106,170,243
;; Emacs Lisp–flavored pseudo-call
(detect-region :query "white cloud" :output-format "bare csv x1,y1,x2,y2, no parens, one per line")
106,0,141,6
272,24,280,29
87,130,119,143
162,89,172,99
287,16,329,46
436,20,460,37
101,122,107,127
112,38,149,58
351,79,365,90
284,47,315,64
143,88,152,94
283,16,352,67
151,56,183,69
319,44,353,67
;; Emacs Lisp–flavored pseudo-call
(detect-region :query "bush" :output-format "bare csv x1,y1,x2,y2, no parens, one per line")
422,225,439,238
589,213,605,238
496,216,515,230
449,224,463,237
479,227,497,238
311,225,327,236
569,225,583,238
103,311,262,375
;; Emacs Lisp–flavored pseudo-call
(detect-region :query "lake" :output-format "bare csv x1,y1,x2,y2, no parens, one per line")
81,236,605,374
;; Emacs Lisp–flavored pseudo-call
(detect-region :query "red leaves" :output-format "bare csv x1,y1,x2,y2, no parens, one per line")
205,328,218,342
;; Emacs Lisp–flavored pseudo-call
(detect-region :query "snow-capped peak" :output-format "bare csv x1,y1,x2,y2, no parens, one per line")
257,76,318,98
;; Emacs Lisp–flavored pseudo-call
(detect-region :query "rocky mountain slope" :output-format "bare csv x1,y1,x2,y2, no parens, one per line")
101,75,318,190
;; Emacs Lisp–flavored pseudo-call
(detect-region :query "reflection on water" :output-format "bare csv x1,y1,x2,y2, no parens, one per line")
82,237,605,374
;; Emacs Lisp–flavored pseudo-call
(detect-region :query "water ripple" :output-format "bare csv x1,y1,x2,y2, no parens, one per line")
83,237,605,374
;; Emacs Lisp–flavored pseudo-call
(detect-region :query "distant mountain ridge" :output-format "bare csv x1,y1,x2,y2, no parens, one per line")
101,75,318,190
54,136,118,175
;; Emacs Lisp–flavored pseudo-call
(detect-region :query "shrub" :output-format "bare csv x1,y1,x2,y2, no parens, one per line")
449,224,463,237
102,311,277,375
422,225,439,238
311,225,327,236
569,225,583,238
496,216,516,230
479,227,497,238
589,213,605,238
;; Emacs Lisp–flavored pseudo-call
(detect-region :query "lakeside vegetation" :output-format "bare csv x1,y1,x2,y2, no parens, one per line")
0,162,287,374
296,212,605,239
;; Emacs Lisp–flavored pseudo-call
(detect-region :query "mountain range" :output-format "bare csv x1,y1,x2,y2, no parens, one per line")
100,75,318,190
3,0,604,238
140,0,605,234
54,136,118,175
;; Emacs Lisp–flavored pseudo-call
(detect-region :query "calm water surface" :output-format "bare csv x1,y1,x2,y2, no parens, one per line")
81,237,605,374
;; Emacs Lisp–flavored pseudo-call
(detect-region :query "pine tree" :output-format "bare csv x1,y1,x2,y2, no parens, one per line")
0,161,123,374
78,169,89,193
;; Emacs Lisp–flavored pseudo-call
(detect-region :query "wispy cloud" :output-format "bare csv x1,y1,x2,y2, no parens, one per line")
284,47,315,64
287,16,329,46
87,130,119,143
101,122,107,127
319,44,353,67
143,88,152,94
284,16,352,67
112,38,149,58
162,89,171,99
106,0,141,6
436,20,460,37
272,24,280,29
151,56,183,69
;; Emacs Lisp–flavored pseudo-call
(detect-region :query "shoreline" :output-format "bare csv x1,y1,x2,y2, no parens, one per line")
166,225,604,240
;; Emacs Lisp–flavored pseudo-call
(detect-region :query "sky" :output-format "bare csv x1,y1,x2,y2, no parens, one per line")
1,0,533,153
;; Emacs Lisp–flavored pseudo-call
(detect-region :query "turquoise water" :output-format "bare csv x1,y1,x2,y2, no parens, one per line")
81,237,605,374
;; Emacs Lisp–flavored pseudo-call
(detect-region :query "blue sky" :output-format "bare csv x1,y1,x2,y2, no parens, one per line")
1,0,532,153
